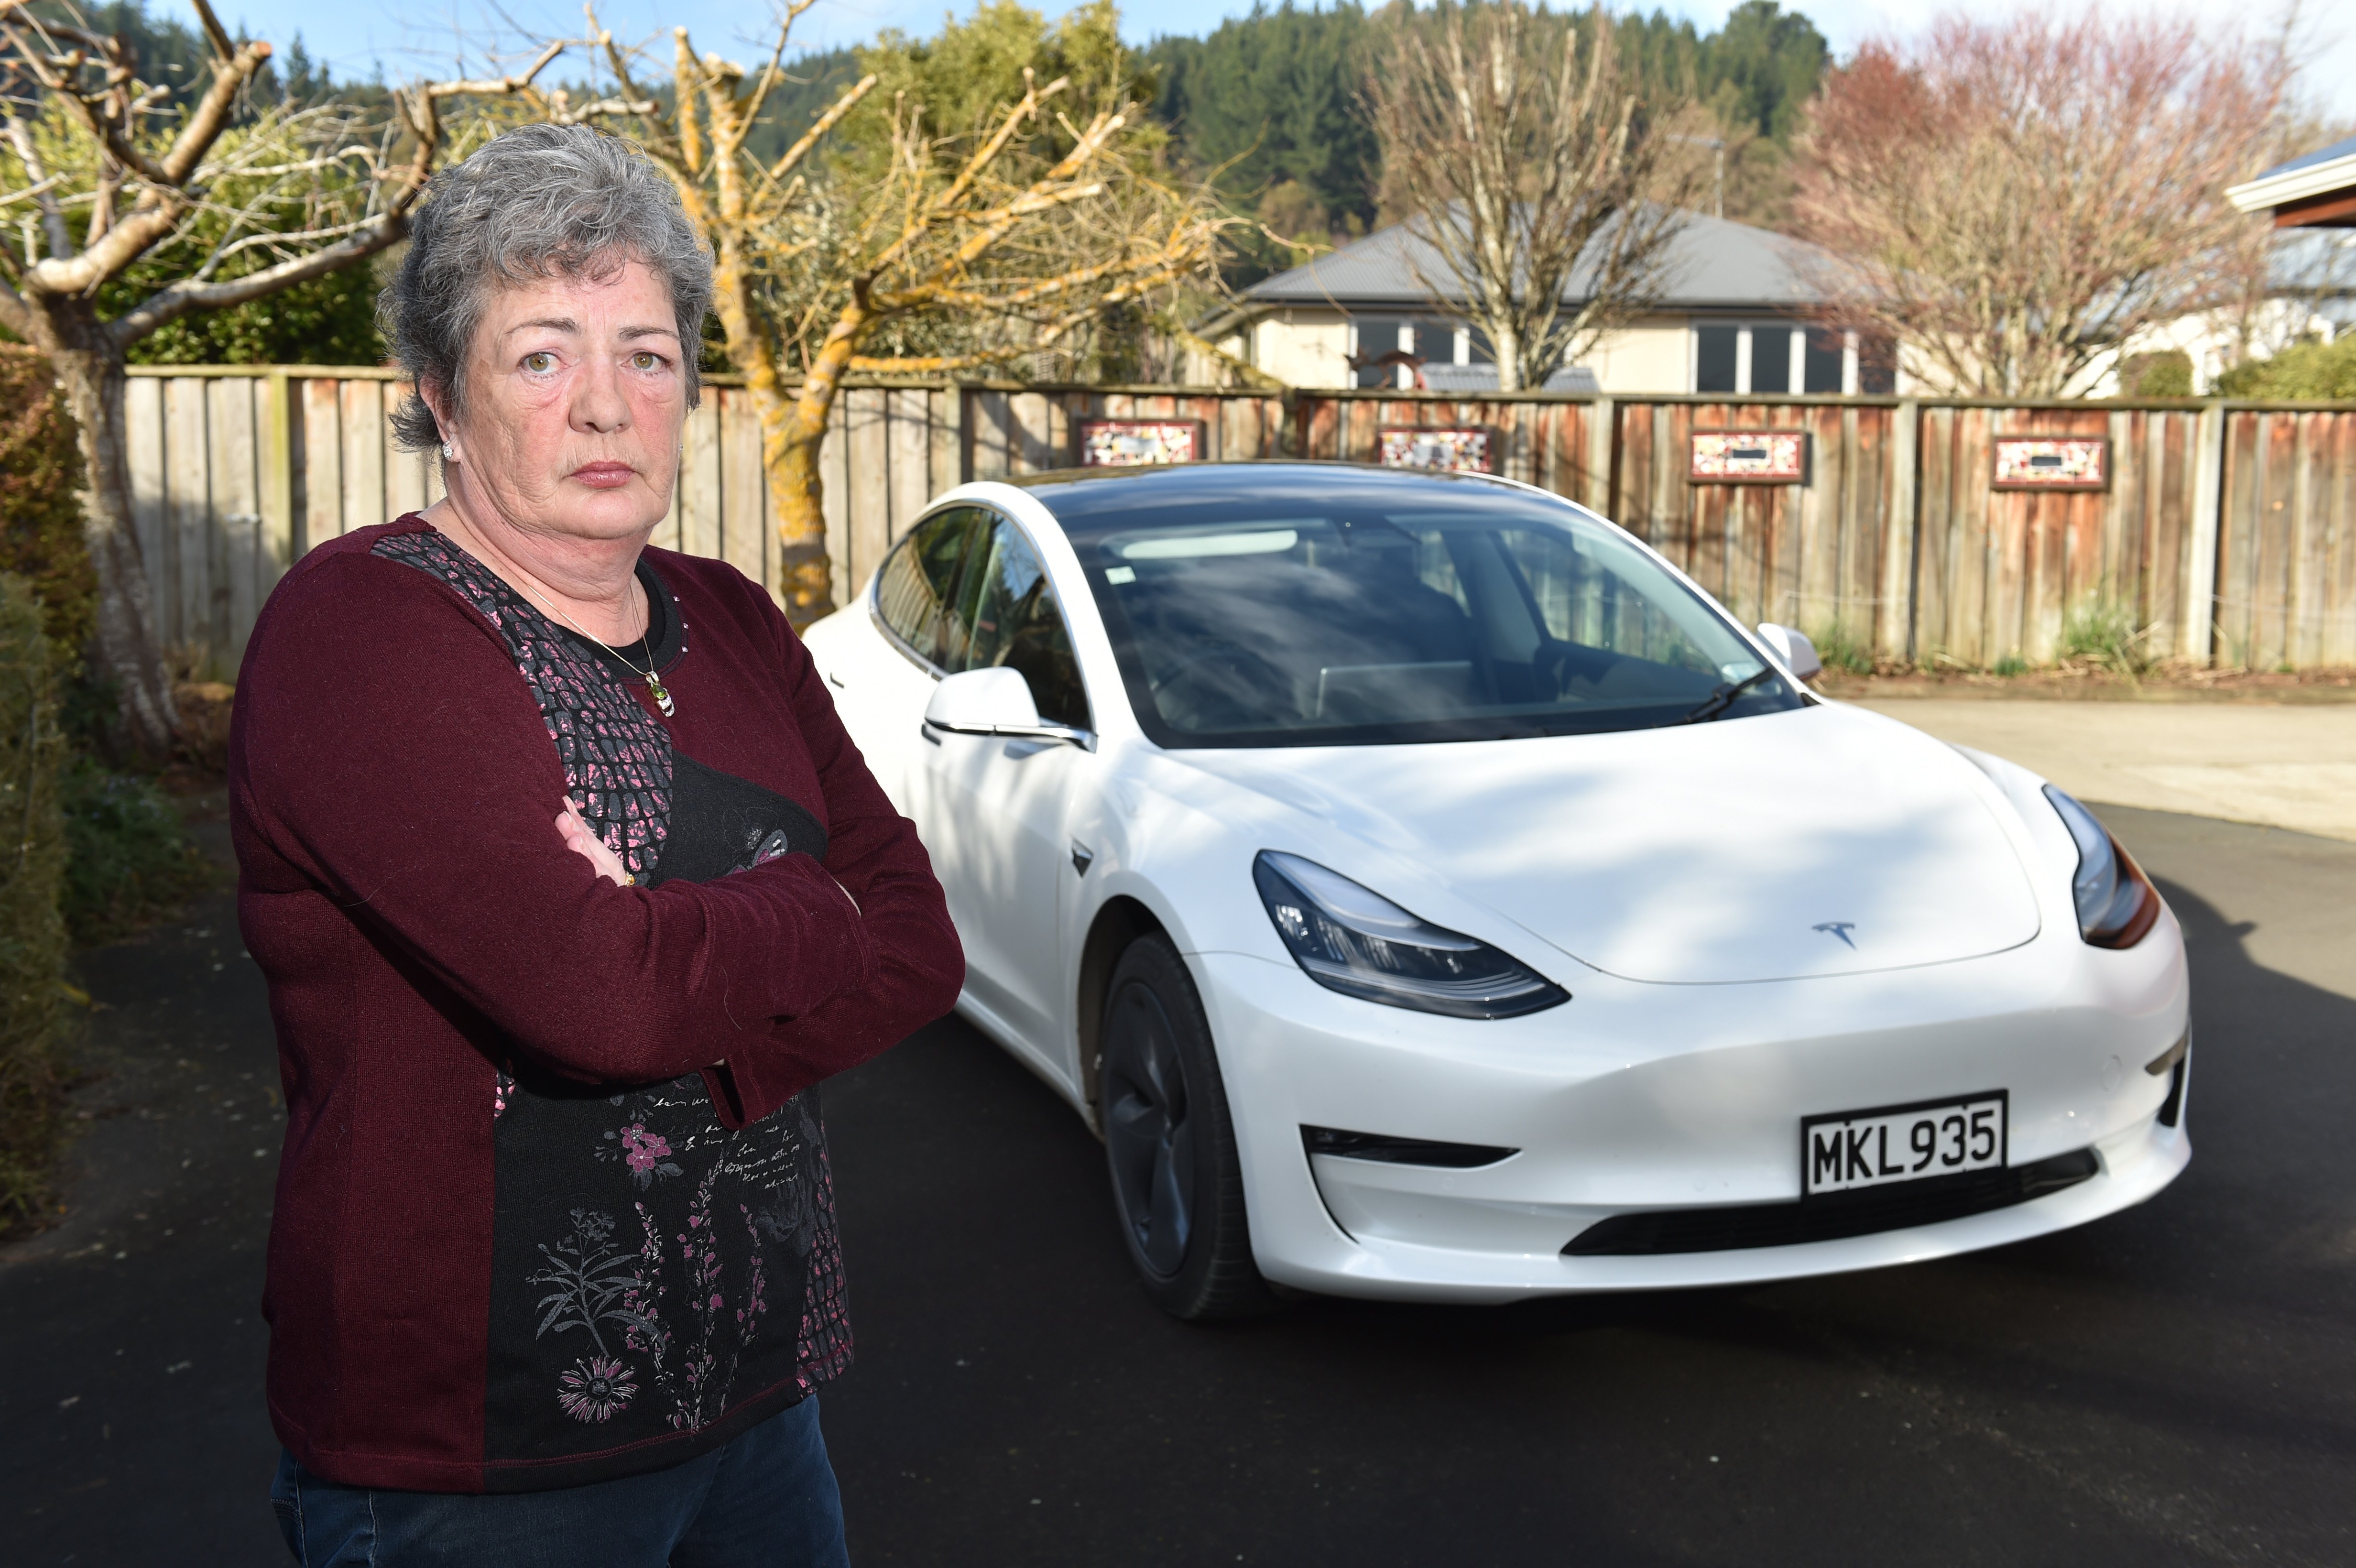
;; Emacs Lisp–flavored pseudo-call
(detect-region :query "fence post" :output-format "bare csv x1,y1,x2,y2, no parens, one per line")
1878,398,1918,661
931,382,965,497
1584,396,1614,513
261,370,296,570
2185,400,2225,667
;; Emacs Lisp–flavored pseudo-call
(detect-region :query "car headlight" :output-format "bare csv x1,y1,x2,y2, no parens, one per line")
1251,850,1569,1019
2042,785,2161,948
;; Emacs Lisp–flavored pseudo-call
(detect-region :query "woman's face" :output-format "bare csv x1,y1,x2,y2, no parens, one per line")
437,258,687,545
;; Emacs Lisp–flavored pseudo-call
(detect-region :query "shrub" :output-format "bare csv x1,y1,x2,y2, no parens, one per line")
2118,350,2192,398
0,573,70,1238
60,759,215,947
2213,336,2356,401
1803,622,1877,675
0,346,97,655
2058,597,2151,673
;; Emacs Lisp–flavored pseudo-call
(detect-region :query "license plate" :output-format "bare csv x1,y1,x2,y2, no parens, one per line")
1802,1092,2007,1196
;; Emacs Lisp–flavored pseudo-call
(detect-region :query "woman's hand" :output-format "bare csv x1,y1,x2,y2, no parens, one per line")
556,797,632,886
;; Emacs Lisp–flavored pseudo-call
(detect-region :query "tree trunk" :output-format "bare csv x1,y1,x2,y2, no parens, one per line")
755,307,866,630
36,308,178,759
709,225,854,630
1490,320,1526,392
765,396,831,625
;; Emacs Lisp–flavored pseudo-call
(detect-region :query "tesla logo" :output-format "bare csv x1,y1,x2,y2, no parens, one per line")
1812,921,1858,948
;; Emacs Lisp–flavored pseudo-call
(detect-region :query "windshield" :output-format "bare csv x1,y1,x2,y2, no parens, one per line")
1054,468,1805,748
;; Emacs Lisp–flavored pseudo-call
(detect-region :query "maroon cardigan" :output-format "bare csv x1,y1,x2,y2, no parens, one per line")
230,518,961,1492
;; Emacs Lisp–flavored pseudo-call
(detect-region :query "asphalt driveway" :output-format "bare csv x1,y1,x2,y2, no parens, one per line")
3,802,2351,1566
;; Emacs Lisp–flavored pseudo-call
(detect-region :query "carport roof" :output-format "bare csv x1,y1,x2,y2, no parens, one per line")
2227,134,2356,228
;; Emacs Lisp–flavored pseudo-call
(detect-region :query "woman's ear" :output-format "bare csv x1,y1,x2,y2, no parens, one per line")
420,378,458,463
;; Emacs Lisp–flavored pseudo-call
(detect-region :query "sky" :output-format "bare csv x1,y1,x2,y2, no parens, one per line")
212,0,2356,123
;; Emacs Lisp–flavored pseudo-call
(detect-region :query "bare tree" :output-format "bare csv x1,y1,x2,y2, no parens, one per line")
1794,12,2288,399
0,0,564,755
541,2,1222,624
1367,1,1695,392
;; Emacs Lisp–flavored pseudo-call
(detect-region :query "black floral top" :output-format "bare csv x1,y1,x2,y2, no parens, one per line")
377,530,850,1484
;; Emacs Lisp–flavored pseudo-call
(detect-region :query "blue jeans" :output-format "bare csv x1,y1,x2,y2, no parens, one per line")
270,1395,849,1568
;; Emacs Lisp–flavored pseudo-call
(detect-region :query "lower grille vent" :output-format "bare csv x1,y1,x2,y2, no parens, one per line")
1563,1149,2101,1257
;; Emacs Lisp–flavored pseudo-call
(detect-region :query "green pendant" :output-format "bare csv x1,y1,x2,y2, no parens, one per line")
646,674,675,717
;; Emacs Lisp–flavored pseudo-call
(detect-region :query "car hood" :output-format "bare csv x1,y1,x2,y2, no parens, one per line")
1166,704,2043,984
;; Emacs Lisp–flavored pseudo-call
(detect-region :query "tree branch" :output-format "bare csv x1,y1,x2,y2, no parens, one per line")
421,40,569,103
159,38,273,186
107,211,407,345
731,0,817,144
26,194,177,297
768,73,877,182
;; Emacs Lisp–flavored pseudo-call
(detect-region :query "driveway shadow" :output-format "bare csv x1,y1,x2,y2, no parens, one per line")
4,808,2350,1568
818,810,2356,1568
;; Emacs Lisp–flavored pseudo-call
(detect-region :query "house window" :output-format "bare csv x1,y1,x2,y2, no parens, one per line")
1696,325,1740,392
1695,322,1800,393
1351,315,1481,388
1803,328,1845,394
1694,322,1891,395
1352,317,1406,388
1752,327,1792,396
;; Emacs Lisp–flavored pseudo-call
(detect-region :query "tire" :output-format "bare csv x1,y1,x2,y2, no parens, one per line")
1097,934,1275,1319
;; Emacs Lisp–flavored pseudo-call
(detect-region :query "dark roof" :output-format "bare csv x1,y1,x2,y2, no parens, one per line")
2253,133,2356,183
1243,208,1849,314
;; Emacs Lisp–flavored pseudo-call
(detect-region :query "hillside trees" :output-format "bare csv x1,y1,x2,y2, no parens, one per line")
0,0,563,755
1144,3,1380,278
1794,12,2287,398
1146,0,1830,270
1368,0,1697,390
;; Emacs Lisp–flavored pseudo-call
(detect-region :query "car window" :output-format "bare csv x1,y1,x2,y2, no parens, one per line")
1073,490,1801,747
875,506,989,667
954,519,1092,731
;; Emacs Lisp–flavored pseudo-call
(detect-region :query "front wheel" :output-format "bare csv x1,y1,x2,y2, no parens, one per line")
1098,934,1274,1319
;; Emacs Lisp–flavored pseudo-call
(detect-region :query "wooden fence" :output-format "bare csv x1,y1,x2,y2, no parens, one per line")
121,366,2355,677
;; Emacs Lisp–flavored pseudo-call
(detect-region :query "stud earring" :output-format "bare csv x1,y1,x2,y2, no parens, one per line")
440,442,455,460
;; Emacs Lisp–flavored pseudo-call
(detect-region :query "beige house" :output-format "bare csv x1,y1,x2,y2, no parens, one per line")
1211,210,1893,397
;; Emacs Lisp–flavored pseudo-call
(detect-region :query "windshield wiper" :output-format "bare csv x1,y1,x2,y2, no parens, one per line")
1678,665,1777,725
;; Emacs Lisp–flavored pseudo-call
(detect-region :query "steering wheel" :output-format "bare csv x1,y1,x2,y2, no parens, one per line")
1535,639,1620,701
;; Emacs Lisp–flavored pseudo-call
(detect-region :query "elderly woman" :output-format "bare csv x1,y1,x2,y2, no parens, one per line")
231,124,961,1563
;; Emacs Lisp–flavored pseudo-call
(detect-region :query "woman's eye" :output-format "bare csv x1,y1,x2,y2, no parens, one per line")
522,351,556,373
632,351,663,371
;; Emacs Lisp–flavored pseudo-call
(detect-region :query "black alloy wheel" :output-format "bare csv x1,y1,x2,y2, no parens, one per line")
1098,934,1274,1319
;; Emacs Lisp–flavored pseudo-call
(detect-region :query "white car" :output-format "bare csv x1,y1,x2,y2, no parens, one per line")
801,463,2190,1318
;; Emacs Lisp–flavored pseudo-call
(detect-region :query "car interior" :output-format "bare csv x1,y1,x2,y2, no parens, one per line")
1093,511,1784,740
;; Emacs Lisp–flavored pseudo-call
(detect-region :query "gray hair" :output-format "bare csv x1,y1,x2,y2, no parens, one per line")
382,123,714,449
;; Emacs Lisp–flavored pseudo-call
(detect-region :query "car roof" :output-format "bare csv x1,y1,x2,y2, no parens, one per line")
1001,460,1547,527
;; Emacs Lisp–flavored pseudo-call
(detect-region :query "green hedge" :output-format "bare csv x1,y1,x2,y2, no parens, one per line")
0,573,69,1237
0,347,96,655
2214,336,2356,400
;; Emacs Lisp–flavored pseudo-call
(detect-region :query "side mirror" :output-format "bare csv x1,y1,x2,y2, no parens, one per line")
923,667,1096,750
1755,622,1823,683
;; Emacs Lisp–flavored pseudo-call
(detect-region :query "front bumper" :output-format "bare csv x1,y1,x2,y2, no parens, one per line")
1193,911,2190,1303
